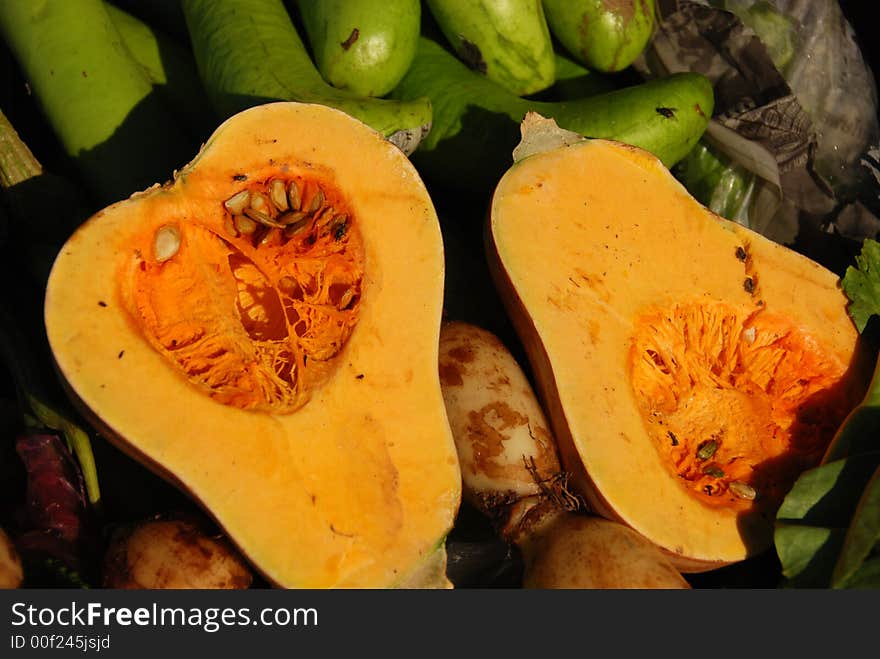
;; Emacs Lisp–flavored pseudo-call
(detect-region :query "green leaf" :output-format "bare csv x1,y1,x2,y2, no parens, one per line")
775,523,844,586
841,238,880,333
838,556,880,589
775,453,880,587
832,465,880,588
777,455,880,524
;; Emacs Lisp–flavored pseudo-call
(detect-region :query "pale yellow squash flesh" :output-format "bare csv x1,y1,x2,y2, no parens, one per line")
487,138,867,570
45,102,461,588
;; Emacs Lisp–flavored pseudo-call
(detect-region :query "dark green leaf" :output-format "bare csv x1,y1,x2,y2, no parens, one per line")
841,238,880,333
775,453,880,587
775,523,845,587
832,465,880,587
837,556,880,589
776,454,880,525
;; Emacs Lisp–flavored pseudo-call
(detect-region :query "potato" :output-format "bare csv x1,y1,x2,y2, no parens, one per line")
102,516,253,589
438,320,562,523
522,515,691,589
0,527,24,588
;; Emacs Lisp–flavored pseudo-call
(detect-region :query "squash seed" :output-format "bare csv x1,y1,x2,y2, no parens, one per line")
696,439,718,460
287,180,302,211
337,287,355,310
729,481,757,501
223,189,250,215
703,465,725,478
307,187,324,213
249,191,271,214
283,215,312,238
259,228,281,247
277,210,307,226
269,179,289,211
154,224,181,262
224,215,239,238
314,207,336,232
233,214,257,235
244,207,286,229
325,213,348,240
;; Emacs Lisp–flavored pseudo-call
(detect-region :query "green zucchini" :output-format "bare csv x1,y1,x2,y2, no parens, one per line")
542,0,657,73
181,0,432,154
390,36,713,195
296,0,421,98
0,0,194,204
424,0,556,96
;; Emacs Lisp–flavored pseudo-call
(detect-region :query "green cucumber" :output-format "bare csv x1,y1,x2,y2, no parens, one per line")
390,36,713,195
181,0,432,154
0,0,194,205
543,0,657,73
106,3,216,143
425,0,556,96
296,0,421,98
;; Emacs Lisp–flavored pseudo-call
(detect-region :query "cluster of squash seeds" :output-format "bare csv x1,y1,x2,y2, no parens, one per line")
221,178,342,247
133,176,364,413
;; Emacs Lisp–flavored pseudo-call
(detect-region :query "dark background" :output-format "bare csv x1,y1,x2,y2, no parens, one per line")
840,0,879,76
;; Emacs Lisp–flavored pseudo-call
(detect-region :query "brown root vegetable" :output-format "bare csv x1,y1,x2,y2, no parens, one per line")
521,515,690,589
0,527,24,588
438,320,564,539
439,320,689,588
102,517,253,589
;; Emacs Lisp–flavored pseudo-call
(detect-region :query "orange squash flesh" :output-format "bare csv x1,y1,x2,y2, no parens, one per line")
45,102,461,588
487,138,869,570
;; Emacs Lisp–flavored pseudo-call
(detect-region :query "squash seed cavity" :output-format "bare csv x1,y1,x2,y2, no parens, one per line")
628,300,853,511
127,174,364,414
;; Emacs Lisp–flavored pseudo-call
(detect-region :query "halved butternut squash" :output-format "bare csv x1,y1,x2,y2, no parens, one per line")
486,116,871,571
44,102,461,588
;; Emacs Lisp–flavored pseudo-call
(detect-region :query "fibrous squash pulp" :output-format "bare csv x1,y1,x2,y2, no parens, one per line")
487,116,871,570
44,102,461,588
